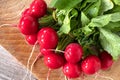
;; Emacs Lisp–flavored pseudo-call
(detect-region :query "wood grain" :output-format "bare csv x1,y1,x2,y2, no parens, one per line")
0,0,120,80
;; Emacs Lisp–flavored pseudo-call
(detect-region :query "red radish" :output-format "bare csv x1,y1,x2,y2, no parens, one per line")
81,55,101,75
37,27,58,49
22,8,30,17
29,0,47,18
63,63,81,78
25,34,38,45
40,48,54,56
99,51,113,70
18,15,39,35
64,43,83,64
44,53,65,69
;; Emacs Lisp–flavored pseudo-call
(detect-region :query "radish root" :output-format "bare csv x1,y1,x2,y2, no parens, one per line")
22,41,38,80
29,52,43,80
65,76,68,80
47,68,52,80
95,72,114,80
0,24,17,28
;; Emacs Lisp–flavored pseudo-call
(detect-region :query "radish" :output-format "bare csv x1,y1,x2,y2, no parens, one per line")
62,63,81,78
25,34,38,45
99,51,113,70
29,0,47,18
40,48,54,56
37,27,58,49
64,43,83,64
18,15,39,35
22,8,30,17
81,55,101,75
44,52,65,69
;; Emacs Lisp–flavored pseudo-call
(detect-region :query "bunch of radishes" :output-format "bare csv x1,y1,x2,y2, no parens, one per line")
18,0,47,45
62,43,113,78
18,0,114,79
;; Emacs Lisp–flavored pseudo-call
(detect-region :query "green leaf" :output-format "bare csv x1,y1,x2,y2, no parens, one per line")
105,5,120,14
83,0,101,18
113,0,120,5
105,21,120,32
80,0,97,10
89,14,111,27
99,28,120,60
50,0,82,10
81,12,90,27
59,9,72,34
83,12,120,35
83,14,111,35
90,12,120,27
56,10,66,25
99,0,114,14
111,12,120,22
59,9,79,34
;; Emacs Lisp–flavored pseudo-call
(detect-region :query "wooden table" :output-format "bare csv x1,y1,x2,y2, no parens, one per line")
0,0,120,80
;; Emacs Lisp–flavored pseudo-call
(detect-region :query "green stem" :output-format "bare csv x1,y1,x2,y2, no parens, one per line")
38,15,55,27
56,34,74,51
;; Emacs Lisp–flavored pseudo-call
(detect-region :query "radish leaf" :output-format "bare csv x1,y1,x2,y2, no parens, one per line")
50,0,82,10
99,28,120,60
113,0,120,5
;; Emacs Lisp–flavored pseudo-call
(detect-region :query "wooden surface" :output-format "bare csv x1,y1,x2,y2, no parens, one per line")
0,0,120,80
0,45,36,80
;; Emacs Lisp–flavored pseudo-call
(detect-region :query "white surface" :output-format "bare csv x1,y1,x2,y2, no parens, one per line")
0,45,36,80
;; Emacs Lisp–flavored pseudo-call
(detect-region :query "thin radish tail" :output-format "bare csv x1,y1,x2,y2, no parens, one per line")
0,24,17,28
95,72,114,80
65,76,68,80
29,47,63,80
46,68,52,80
22,41,38,80
29,52,43,80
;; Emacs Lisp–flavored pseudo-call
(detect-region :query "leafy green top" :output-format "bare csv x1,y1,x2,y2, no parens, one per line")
48,0,120,60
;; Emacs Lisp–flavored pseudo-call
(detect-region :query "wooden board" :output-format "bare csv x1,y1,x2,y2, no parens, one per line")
0,0,120,80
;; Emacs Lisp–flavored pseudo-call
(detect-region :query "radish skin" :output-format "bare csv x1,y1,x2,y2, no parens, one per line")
18,15,39,35
99,51,113,70
29,0,47,18
63,63,81,78
64,43,83,64
25,34,38,45
81,55,101,75
38,27,58,49
44,53,65,69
